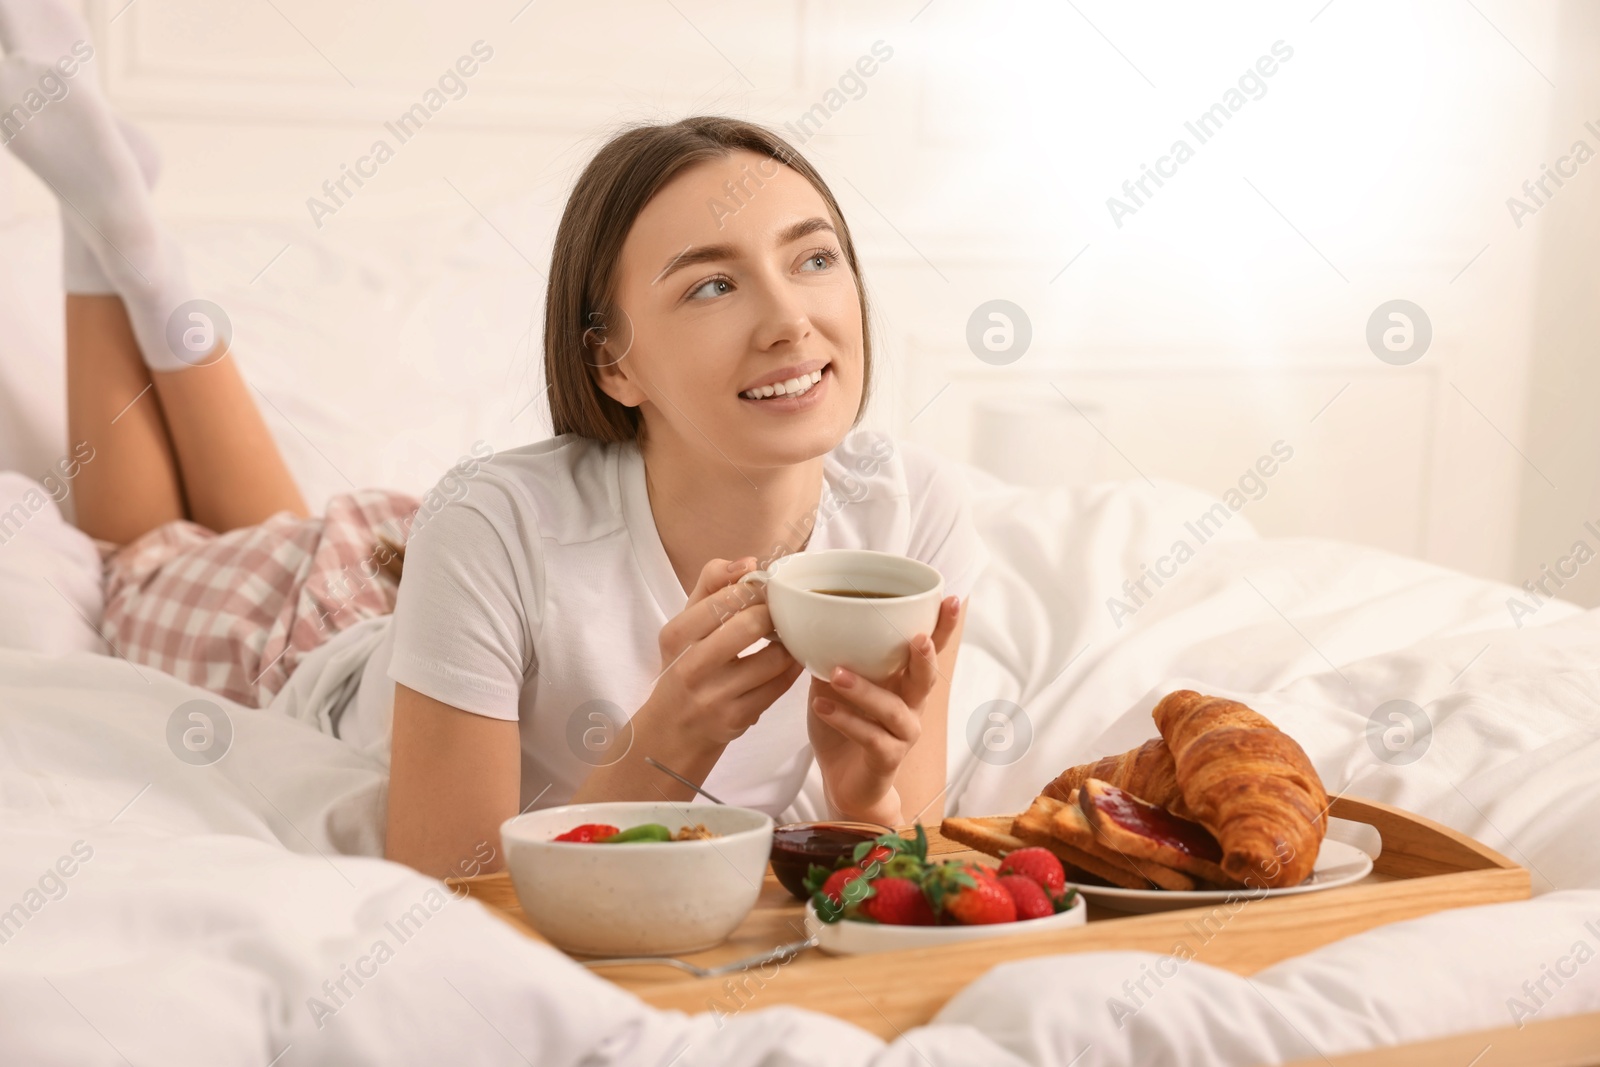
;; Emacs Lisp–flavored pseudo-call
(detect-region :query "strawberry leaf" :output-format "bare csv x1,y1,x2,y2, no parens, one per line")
812,890,846,923
802,863,836,896
870,831,906,857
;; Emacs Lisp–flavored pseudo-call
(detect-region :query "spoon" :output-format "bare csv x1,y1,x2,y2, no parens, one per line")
581,934,819,978
644,756,728,806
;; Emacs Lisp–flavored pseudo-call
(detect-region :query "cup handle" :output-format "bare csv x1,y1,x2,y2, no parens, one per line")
737,569,772,587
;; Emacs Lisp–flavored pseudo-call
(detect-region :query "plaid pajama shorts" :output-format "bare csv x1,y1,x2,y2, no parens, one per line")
98,489,421,709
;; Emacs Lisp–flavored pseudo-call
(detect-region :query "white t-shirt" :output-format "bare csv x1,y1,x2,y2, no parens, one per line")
341,428,991,817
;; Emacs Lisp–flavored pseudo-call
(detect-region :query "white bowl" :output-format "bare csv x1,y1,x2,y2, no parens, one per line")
802,891,1086,955
500,801,773,957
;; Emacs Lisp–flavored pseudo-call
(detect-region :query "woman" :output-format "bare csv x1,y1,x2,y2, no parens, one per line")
1,2,989,879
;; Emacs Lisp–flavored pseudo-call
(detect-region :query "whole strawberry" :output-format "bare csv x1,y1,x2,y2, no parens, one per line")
998,847,1067,895
857,877,936,926
859,843,895,870
925,862,1017,925
810,866,870,922
820,866,868,903
999,874,1055,921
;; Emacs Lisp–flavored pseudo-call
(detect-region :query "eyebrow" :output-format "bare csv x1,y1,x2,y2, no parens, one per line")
652,217,838,285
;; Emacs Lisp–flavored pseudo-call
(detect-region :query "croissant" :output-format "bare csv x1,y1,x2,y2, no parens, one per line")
1153,690,1327,889
1042,737,1191,817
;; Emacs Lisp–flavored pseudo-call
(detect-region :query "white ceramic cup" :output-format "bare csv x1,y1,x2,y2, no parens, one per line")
738,548,944,684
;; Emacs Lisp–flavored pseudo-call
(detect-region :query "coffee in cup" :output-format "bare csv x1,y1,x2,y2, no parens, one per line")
738,548,944,684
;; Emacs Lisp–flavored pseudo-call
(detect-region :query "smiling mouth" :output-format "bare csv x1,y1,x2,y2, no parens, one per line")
739,364,827,401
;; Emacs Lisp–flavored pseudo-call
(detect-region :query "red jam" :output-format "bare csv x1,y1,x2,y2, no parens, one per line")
769,822,887,902
1089,781,1222,861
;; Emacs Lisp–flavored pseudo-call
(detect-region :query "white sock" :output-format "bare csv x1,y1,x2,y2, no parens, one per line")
0,3,205,373
0,0,86,59
62,118,163,294
0,0,165,300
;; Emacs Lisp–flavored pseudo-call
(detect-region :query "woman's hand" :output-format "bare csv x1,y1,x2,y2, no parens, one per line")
573,557,804,804
646,556,805,745
807,595,962,826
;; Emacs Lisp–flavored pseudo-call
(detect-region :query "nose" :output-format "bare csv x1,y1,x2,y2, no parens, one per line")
749,270,811,352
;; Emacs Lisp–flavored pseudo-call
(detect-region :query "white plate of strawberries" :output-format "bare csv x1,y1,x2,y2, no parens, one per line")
801,827,1086,955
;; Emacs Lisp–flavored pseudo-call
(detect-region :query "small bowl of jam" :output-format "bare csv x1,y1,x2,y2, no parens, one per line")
769,820,894,901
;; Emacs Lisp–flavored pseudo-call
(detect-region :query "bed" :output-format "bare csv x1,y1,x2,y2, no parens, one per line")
4,453,1600,1064
3,218,1599,1065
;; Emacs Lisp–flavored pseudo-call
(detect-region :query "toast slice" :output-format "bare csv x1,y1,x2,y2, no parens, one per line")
1079,777,1241,887
1049,792,1198,892
938,816,1028,860
1011,796,1155,890
942,813,1152,890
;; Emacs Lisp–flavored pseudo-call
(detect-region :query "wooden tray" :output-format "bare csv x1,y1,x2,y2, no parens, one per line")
448,796,1528,1038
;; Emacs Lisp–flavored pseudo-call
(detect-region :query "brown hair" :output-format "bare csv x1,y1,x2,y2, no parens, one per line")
544,116,873,442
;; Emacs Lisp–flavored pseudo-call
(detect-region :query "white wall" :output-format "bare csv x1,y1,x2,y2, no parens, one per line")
1511,0,1600,609
2,0,1584,595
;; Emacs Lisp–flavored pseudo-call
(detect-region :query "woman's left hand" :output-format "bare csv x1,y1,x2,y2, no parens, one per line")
806,595,961,826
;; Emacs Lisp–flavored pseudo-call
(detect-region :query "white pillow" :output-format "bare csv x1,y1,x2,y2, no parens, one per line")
0,472,109,656
0,218,67,481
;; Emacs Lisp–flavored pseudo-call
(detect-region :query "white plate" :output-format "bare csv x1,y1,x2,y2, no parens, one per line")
1068,838,1375,914
803,891,1087,955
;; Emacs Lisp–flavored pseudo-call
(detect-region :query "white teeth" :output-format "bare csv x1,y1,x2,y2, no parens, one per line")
742,368,824,400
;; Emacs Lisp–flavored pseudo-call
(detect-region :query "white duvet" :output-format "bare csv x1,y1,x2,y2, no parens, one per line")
2,467,1599,1066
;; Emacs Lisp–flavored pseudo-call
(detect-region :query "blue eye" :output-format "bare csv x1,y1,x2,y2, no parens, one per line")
801,248,839,272
688,277,731,300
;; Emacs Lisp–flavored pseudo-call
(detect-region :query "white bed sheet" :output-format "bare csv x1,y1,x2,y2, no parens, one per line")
2,470,1598,1065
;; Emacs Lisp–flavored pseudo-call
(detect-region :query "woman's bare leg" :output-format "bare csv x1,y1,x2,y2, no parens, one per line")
65,293,186,546
8,1,310,541
66,294,310,545
149,349,310,533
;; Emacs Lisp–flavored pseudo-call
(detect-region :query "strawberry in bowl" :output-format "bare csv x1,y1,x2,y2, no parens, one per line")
801,829,1084,954
551,823,620,843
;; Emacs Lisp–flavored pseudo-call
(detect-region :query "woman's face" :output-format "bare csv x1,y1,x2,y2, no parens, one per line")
594,150,864,472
